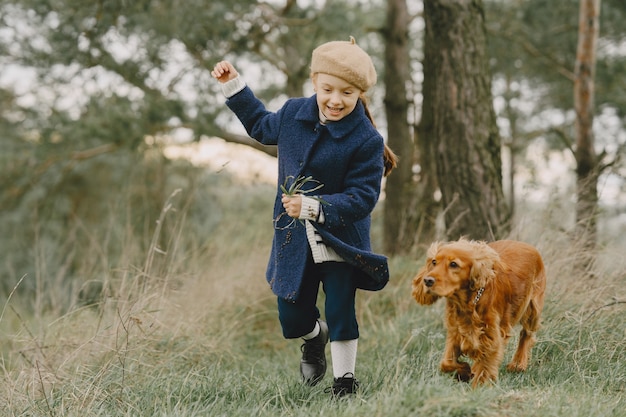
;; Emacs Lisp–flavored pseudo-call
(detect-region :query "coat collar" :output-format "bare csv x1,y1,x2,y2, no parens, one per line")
295,95,367,139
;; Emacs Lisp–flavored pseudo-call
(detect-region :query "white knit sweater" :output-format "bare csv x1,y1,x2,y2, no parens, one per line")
300,196,344,263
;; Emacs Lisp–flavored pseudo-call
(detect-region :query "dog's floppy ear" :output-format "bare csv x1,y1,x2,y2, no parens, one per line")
412,243,441,305
469,242,498,290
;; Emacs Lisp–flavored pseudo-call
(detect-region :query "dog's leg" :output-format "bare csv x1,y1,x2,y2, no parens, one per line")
507,328,536,372
440,334,472,382
508,255,546,372
471,361,499,387
507,298,542,372
470,327,505,387
470,347,503,387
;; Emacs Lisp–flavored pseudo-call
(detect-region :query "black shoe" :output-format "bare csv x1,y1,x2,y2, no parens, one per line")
328,373,359,398
300,320,329,386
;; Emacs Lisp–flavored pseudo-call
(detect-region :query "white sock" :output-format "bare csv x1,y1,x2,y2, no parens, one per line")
302,321,320,340
330,339,358,378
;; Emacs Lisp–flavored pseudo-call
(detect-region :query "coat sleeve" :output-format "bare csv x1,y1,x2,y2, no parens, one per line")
226,87,283,146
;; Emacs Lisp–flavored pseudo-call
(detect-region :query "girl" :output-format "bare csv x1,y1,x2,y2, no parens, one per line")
211,37,397,397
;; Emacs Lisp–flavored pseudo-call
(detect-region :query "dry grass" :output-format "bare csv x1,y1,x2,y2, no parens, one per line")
1,180,624,416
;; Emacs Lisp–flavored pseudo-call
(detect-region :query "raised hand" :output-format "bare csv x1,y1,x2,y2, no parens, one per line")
211,61,239,83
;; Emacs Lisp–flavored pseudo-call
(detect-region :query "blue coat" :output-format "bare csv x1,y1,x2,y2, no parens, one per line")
227,87,389,302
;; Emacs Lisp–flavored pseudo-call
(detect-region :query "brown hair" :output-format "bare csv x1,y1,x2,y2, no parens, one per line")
360,93,398,177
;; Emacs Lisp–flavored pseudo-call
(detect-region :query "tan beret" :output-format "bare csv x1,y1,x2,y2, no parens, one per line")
310,36,377,92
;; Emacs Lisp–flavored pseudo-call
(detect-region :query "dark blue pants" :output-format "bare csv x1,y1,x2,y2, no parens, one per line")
277,260,358,342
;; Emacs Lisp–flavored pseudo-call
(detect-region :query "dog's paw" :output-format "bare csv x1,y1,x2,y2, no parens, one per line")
455,371,472,383
506,361,528,372
454,363,473,382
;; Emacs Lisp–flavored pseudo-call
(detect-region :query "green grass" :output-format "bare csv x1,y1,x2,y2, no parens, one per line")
1,178,625,416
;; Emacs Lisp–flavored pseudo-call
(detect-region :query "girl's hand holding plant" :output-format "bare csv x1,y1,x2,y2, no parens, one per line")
274,175,328,229
282,194,302,218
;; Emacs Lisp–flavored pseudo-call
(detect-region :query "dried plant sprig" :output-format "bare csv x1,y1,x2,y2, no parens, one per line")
274,175,330,230
280,175,329,205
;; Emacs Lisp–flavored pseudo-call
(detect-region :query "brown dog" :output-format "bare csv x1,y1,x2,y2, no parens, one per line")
412,238,546,387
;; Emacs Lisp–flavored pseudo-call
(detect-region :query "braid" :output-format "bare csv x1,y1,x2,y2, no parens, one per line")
360,94,398,177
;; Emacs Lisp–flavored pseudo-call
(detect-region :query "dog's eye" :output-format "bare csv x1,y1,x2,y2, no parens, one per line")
449,261,459,268
431,259,437,266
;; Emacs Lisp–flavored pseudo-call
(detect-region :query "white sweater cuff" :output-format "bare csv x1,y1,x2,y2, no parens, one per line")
299,196,320,222
221,76,246,98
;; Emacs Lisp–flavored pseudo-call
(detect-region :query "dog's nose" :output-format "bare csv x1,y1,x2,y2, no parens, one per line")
424,276,435,288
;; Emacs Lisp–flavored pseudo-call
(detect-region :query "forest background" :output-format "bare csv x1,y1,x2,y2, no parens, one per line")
0,0,624,415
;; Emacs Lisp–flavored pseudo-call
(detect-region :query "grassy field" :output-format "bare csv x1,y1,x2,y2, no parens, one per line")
1,177,625,416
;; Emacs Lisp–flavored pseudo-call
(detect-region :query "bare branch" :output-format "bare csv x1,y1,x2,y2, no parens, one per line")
548,127,576,156
490,28,576,82
206,128,277,157
70,143,118,160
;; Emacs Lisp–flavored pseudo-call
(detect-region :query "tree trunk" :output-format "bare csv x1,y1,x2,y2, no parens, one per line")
383,0,417,254
422,0,510,241
503,75,518,217
574,0,600,252
413,113,442,249
415,25,443,249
